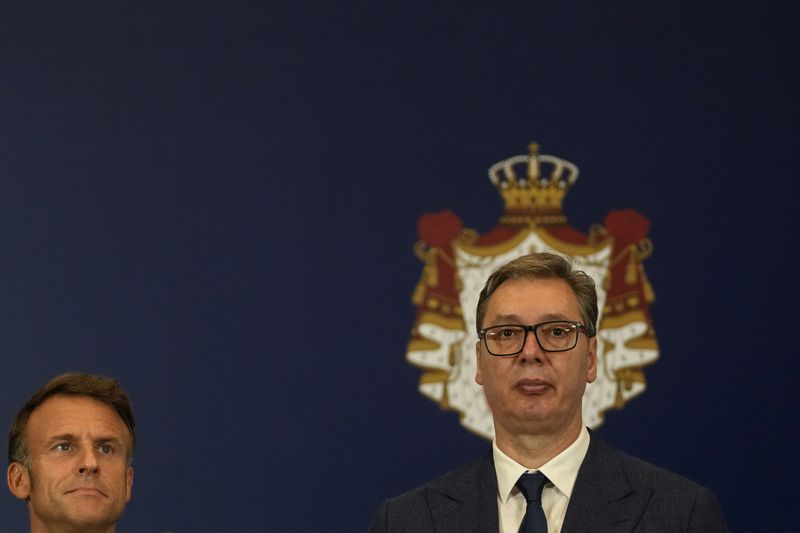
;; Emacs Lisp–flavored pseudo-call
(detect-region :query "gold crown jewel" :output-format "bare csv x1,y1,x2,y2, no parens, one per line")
488,142,579,225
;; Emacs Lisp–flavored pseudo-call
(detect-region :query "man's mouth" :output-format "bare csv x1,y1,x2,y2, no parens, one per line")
514,378,551,395
66,487,106,497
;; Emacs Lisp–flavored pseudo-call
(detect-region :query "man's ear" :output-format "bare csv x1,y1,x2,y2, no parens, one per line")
125,466,134,503
475,340,484,385
585,335,598,384
7,462,31,501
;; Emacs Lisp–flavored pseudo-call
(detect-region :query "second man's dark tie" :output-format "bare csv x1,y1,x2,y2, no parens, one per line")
516,471,549,533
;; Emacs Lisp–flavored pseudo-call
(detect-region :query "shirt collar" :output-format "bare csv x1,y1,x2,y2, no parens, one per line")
493,425,591,503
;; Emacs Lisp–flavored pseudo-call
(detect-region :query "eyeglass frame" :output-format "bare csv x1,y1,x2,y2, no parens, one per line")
477,320,590,357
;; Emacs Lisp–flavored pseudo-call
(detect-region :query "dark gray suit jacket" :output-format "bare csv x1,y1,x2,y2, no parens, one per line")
369,434,727,532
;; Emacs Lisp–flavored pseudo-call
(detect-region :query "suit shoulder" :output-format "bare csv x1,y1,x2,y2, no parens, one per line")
389,454,490,502
613,447,708,493
598,442,728,531
368,455,494,533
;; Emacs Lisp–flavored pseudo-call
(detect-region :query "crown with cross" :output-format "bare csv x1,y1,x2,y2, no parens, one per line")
488,142,580,225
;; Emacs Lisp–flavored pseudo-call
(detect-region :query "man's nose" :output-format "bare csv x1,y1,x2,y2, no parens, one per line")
519,330,544,362
77,449,100,476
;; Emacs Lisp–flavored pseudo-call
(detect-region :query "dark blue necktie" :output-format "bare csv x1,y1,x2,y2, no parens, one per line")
516,471,549,533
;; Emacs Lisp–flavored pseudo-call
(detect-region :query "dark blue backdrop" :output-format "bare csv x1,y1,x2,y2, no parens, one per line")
1,2,798,532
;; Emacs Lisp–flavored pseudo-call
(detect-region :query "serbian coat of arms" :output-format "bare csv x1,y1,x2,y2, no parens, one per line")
407,143,659,439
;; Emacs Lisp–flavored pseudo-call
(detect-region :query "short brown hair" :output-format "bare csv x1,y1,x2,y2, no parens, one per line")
475,252,598,337
8,373,136,466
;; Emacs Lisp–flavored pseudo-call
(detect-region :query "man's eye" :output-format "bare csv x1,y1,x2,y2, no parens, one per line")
54,443,72,452
544,324,574,337
98,444,114,454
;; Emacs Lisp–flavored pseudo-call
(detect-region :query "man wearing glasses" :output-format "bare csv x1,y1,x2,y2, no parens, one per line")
370,252,727,532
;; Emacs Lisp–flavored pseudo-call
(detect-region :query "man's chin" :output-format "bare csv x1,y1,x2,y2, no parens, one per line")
32,506,121,531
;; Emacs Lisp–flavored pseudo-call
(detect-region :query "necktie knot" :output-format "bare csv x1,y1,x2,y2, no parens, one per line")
516,471,548,503
516,472,549,533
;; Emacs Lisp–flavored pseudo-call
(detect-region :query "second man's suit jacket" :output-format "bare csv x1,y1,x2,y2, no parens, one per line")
369,434,727,532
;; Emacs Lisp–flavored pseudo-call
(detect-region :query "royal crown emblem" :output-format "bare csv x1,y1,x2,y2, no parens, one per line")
407,143,659,438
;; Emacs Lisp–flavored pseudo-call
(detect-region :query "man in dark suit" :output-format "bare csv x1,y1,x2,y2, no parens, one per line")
369,253,727,532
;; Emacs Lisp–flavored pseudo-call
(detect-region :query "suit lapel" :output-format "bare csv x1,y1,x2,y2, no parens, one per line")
563,434,652,533
426,453,499,533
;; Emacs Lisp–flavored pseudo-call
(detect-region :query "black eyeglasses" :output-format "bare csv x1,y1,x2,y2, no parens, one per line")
478,321,588,356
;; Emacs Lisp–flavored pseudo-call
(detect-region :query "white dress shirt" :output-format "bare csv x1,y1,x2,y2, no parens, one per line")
493,426,590,533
